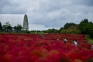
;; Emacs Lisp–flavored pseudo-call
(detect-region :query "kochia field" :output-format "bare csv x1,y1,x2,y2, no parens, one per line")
0,34,93,62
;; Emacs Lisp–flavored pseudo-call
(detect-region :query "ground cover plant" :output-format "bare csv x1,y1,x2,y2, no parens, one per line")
0,34,93,62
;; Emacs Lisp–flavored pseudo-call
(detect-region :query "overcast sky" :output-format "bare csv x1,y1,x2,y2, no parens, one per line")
0,0,93,30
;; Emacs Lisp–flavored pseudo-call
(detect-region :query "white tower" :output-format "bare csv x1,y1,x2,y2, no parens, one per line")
23,14,28,30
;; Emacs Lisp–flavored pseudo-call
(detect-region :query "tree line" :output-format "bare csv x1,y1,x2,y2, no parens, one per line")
42,18,93,37
0,22,22,32
0,18,93,37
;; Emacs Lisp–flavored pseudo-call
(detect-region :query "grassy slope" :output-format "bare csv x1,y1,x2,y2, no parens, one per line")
86,35,93,44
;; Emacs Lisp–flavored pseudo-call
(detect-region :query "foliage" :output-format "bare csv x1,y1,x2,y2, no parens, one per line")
64,23,77,29
0,18,93,36
7,25,12,32
78,19,93,37
88,26,93,36
14,26,17,32
60,24,81,34
17,24,22,31
2,22,12,32
60,29,81,34
14,24,22,32
78,19,90,34
0,22,2,31
46,28,58,33
86,35,93,44
0,34,92,62
58,27,64,33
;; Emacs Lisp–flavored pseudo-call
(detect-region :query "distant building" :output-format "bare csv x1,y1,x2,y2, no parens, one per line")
0,14,29,30
23,14,29,30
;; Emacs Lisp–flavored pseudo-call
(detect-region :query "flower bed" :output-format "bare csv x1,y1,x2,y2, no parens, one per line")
0,34,93,62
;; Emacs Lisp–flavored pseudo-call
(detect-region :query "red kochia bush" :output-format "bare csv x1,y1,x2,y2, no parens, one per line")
29,55,40,62
11,56,29,62
0,34,92,62
0,56,8,62
35,58,49,62
3,54,15,62
45,50,72,62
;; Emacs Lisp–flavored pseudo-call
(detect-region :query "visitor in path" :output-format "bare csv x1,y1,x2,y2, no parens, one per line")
74,40,78,47
35,31,38,34
42,34,45,38
91,45,93,50
63,38,67,44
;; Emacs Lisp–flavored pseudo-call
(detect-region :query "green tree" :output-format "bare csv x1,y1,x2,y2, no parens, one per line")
14,26,17,32
59,23,80,34
16,24,22,32
88,23,93,37
64,23,77,29
7,25,12,32
78,18,93,37
2,22,11,32
46,29,52,33
89,28,93,37
60,29,81,34
58,27,64,33
0,22,2,31
78,19,89,34
46,28,58,33
14,24,22,32
2,25,6,32
51,28,58,33
5,22,12,32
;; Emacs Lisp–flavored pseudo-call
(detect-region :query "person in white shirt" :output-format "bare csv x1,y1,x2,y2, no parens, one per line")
74,40,78,47
63,38,67,44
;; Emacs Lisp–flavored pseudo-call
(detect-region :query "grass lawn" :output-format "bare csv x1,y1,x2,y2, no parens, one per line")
30,31,44,34
86,35,93,44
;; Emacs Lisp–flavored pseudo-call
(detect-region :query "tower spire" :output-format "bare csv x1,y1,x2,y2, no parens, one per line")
23,14,28,30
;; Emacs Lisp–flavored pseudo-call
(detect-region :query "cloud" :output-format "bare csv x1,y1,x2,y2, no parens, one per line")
29,24,52,30
0,0,27,14
72,0,93,6
0,14,24,27
0,0,93,30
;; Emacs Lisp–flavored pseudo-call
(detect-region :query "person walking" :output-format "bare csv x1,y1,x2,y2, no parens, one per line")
74,40,78,47
63,38,67,44
91,44,93,50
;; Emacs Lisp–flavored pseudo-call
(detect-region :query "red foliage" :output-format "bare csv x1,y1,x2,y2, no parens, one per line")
0,34,92,62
